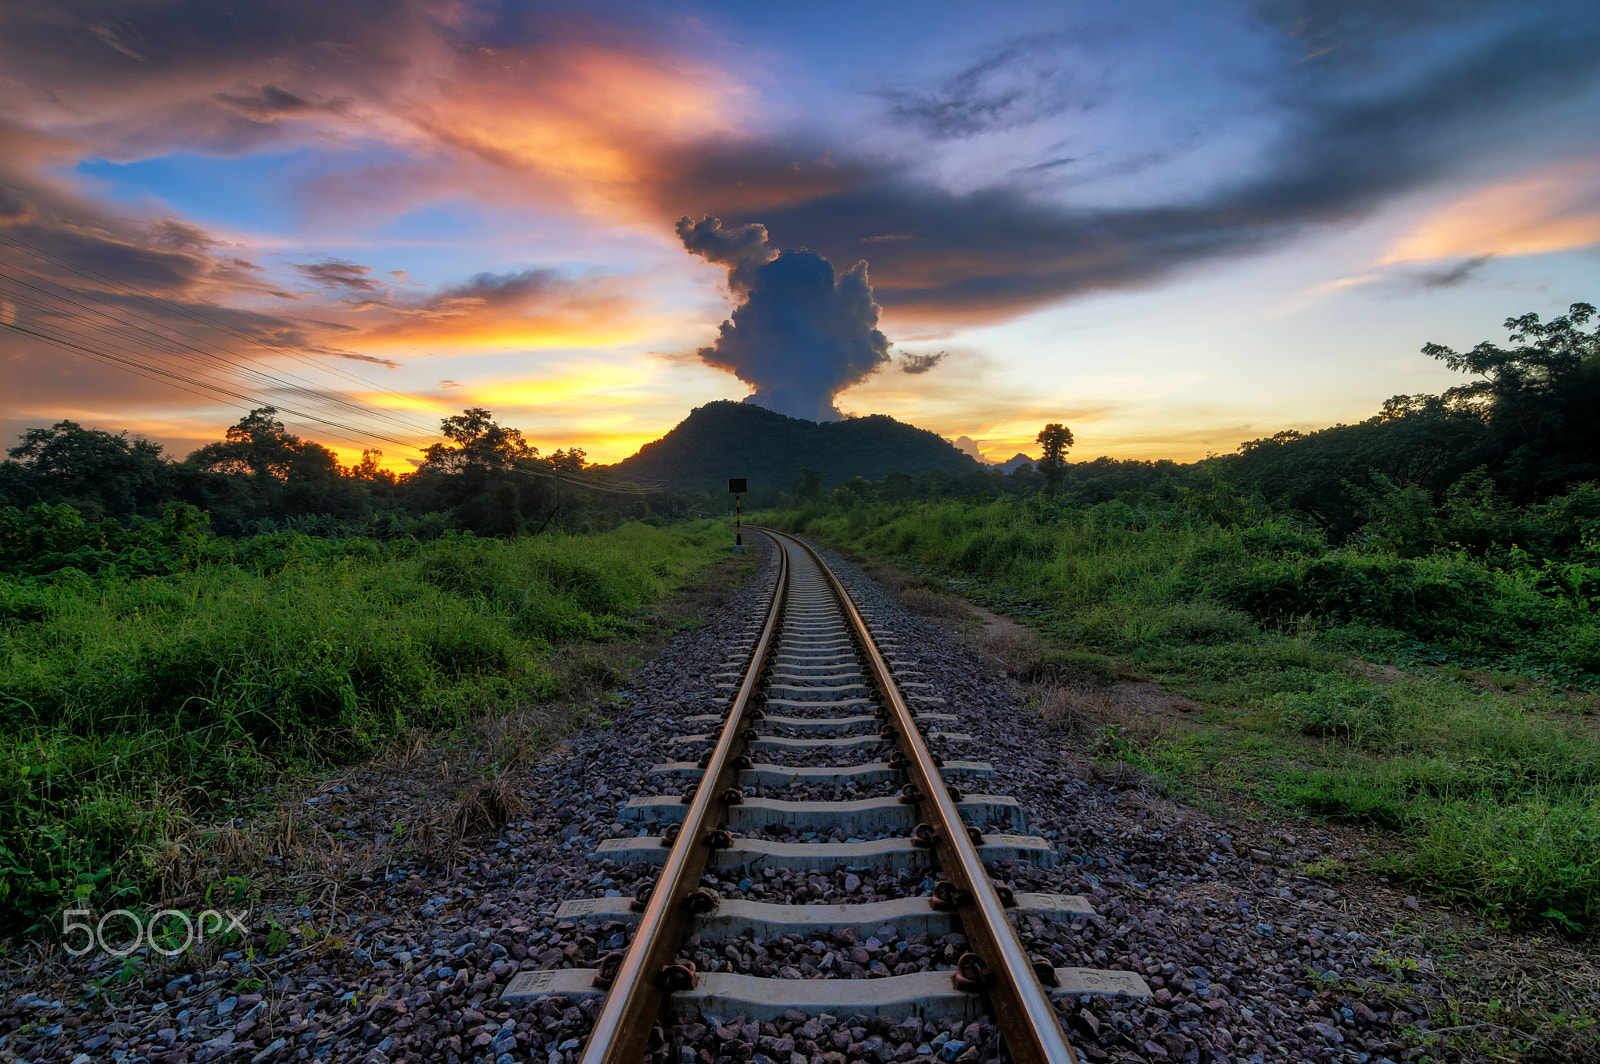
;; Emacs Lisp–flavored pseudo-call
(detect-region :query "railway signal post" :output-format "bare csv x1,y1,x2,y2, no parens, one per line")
728,477,747,552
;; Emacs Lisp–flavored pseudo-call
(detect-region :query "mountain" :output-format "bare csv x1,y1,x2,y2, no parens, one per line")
994,453,1037,473
608,400,981,492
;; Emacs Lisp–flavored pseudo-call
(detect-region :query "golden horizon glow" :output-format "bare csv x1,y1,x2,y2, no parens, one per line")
354,318,653,350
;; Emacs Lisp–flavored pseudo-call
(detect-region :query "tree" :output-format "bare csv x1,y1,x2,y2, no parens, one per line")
1035,423,1075,493
548,447,586,473
348,449,396,484
186,407,359,520
792,467,823,502
188,407,341,486
7,420,167,518
422,408,536,473
1423,301,1600,498
882,470,914,502
416,409,557,535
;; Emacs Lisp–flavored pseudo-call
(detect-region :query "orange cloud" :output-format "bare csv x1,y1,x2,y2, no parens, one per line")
389,42,753,220
1386,157,1600,262
331,268,652,350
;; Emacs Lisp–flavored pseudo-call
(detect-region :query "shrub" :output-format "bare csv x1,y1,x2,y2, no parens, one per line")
1396,794,1600,930
1160,603,1257,645
1282,772,1411,828
1215,548,1550,648
0,519,724,934
1028,649,1118,686
1273,679,1397,748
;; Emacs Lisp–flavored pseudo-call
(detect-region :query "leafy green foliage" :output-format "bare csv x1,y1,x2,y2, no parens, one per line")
6,420,169,520
2,406,683,539
769,489,1600,931
1222,302,1600,536
0,501,211,582
1035,423,1074,493
1273,679,1397,748
0,519,725,935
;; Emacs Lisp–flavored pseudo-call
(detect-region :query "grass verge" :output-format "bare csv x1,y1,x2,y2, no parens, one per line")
0,520,739,937
768,498,1600,937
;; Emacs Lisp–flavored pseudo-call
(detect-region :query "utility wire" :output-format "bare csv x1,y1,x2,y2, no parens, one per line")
5,314,661,493
1,319,422,452
0,261,439,443
0,239,664,494
0,231,457,423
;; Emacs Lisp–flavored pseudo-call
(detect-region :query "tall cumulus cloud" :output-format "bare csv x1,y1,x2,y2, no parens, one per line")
676,216,890,422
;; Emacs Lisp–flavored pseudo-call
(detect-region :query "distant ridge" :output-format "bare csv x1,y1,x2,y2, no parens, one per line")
608,400,981,492
994,453,1036,473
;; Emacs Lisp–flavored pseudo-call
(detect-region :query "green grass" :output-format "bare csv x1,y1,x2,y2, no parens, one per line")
0,520,729,935
769,496,1600,933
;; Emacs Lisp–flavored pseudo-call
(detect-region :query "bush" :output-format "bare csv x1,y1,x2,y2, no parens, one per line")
1274,679,1398,748
1161,603,1257,645
1218,549,1526,641
0,519,725,935
765,490,1600,929
1284,773,1412,829
0,501,211,580
1396,794,1600,930
1015,648,1117,687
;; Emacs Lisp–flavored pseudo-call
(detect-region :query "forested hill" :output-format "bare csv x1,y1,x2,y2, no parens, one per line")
608,401,981,491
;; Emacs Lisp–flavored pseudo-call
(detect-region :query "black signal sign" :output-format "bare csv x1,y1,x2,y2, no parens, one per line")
727,478,747,493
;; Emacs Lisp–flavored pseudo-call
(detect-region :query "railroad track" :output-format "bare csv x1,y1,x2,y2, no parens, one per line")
503,530,1150,1061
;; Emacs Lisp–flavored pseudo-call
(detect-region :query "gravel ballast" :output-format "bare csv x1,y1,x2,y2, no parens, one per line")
0,536,1464,1064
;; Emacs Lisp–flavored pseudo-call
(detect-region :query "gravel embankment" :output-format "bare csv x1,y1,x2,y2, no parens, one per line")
1,537,1448,1064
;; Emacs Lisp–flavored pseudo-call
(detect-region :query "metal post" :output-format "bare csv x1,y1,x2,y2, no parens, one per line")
728,478,747,553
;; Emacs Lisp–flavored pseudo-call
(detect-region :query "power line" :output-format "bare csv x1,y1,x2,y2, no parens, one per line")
0,231,457,424
4,314,662,493
1,318,422,452
0,259,440,443
0,239,664,495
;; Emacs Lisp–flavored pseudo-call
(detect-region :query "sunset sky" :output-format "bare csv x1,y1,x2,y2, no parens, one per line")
2,0,1598,470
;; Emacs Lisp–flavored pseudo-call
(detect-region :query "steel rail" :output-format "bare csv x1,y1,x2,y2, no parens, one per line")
760,528,1079,1064
578,533,789,1064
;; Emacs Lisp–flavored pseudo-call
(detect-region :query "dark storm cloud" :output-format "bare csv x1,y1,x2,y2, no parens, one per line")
672,6,1600,321
679,216,890,422
673,215,776,294
899,351,947,374
4,0,1595,357
0,0,432,157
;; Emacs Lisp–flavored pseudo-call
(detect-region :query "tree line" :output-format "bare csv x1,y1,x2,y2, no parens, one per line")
789,302,1600,569
5,300,1595,559
0,406,669,538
